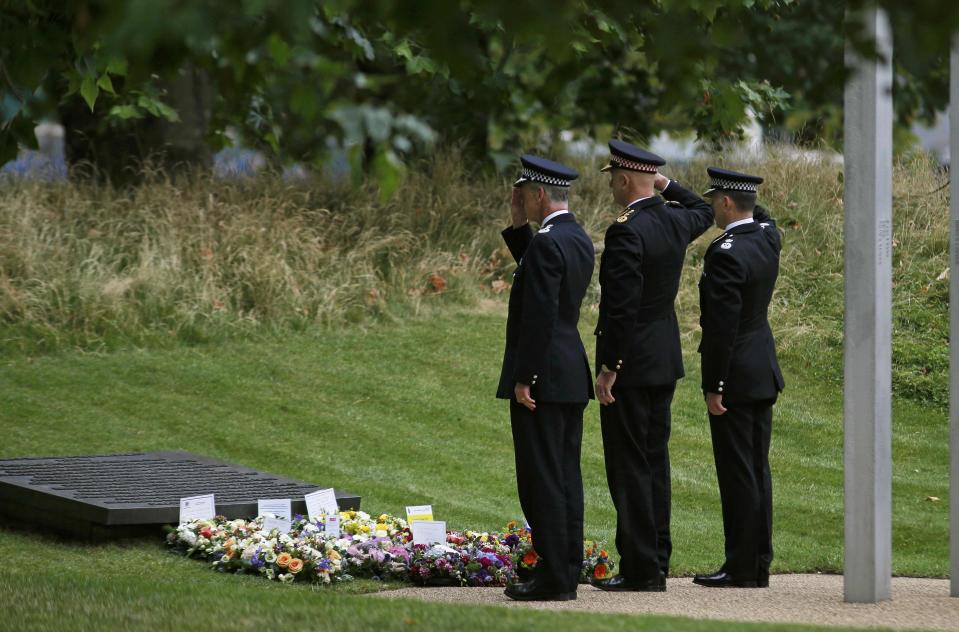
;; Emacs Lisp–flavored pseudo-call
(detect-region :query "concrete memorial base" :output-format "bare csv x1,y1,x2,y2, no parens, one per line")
0,451,360,541
372,575,959,631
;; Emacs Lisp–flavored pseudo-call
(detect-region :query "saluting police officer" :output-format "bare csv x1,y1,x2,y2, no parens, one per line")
592,140,714,592
498,155,595,602
693,167,785,589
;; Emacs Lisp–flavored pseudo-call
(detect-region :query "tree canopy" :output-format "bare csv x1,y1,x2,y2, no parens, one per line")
1,0,957,182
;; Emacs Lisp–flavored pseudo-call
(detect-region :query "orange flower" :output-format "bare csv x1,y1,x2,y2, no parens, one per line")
593,563,608,579
600,550,608,558
522,550,539,566
585,547,594,557
276,552,292,568
288,558,304,574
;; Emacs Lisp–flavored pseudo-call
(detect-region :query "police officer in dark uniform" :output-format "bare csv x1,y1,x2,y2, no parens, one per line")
592,140,714,592
498,154,595,601
692,167,785,589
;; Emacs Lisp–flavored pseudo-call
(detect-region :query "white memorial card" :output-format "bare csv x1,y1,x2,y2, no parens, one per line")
179,494,215,524
411,520,446,546
324,514,341,537
257,498,292,519
305,488,339,521
405,504,433,523
262,515,291,534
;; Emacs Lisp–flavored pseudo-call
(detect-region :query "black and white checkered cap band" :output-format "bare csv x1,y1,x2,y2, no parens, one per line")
518,167,572,187
708,178,759,192
610,157,658,173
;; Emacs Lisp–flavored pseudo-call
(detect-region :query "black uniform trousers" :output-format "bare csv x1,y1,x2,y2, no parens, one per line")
510,400,585,593
708,399,775,581
599,382,676,580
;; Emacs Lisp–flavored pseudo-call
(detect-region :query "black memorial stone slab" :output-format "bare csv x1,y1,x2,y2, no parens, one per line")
0,451,361,540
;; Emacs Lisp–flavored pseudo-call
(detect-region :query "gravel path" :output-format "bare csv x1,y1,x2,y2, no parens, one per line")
370,575,958,630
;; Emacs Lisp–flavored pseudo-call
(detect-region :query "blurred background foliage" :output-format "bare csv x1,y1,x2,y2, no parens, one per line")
1,0,957,184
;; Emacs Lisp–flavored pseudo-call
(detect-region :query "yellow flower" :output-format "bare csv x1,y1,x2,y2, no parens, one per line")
329,550,341,561
376,523,387,532
360,525,370,533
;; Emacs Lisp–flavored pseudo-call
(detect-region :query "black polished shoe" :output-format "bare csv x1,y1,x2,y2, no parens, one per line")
504,580,576,601
591,573,666,592
757,571,769,588
692,570,761,588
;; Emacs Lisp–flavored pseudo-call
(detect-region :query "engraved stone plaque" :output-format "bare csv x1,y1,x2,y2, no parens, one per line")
0,451,360,540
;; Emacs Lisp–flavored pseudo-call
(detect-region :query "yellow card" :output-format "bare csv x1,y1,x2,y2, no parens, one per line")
406,504,433,523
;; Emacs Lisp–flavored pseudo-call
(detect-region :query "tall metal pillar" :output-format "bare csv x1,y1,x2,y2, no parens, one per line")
950,34,959,600
843,6,893,603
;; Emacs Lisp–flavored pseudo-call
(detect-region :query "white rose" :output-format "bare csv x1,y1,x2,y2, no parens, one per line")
178,527,197,546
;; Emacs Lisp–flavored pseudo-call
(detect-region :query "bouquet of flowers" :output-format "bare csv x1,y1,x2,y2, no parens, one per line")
499,521,615,583
408,544,470,586
343,536,410,581
167,515,351,585
582,539,614,582
167,511,610,589
339,511,410,541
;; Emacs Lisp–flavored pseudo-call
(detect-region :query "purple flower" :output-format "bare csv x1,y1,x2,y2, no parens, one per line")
389,546,410,562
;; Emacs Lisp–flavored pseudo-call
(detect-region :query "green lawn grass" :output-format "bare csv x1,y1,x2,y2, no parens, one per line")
0,309,950,630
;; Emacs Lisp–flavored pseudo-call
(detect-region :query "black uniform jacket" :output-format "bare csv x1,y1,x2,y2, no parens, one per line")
496,213,595,403
698,206,785,402
594,182,714,387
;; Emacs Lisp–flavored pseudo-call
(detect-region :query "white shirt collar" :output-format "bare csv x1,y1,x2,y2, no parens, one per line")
542,209,569,226
724,217,755,231
626,196,654,208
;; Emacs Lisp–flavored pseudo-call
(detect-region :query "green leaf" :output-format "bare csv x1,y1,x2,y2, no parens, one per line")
267,33,291,66
97,74,115,95
106,57,128,76
64,72,81,96
108,105,143,120
154,101,180,122
394,41,413,60
371,147,404,201
80,76,99,112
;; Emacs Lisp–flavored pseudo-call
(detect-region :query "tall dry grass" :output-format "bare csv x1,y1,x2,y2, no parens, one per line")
0,147,949,405
0,154,515,352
